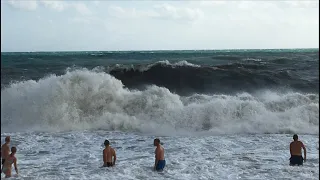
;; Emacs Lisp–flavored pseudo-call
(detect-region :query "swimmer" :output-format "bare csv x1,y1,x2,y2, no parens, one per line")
103,140,116,167
289,134,306,166
153,138,165,171
1,147,18,178
1,136,10,169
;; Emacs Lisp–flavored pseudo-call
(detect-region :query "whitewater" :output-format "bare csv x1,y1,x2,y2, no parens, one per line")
1,69,319,134
1,69,319,179
1,49,319,179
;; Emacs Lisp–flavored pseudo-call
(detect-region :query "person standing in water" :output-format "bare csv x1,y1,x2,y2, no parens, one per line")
153,138,165,171
290,134,307,166
2,147,18,178
103,140,116,167
1,136,11,169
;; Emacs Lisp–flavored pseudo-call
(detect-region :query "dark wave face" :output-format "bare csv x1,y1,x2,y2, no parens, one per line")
1,49,319,95
108,60,318,95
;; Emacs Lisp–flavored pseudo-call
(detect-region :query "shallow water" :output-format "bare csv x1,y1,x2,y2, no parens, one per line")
1,132,318,180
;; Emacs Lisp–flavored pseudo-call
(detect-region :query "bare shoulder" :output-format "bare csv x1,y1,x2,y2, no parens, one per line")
290,141,293,145
155,147,160,153
2,144,8,150
160,146,164,152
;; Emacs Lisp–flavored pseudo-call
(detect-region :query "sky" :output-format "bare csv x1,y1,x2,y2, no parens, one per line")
1,0,319,52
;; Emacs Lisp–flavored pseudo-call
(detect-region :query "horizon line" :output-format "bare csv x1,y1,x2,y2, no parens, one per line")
1,47,319,53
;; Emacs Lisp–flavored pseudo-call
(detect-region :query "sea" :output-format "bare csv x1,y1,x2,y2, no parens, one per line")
1,49,319,180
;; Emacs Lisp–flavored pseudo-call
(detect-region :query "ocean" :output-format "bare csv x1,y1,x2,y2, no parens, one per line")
1,49,319,179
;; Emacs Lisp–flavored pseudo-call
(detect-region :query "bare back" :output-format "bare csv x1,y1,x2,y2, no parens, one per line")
155,145,165,160
2,154,18,178
3,155,16,169
103,147,116,163
1,144,10,160
290,141,305,156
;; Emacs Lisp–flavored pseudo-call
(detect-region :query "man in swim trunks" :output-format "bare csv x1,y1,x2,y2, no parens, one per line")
2,147,18,178
1,136,10,169
154,138,165,171
103,140,116,167
289,134,306,166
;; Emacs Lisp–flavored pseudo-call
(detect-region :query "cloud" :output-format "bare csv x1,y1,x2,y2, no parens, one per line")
72,2,92,15
153,3,204,21
107,3,203,22
5,0,38,11
40,1,91,15
237,1,258,10
39,0,67,12
198,1,226,7
92,1,100,6
4,0,92,15
2,0,318,51
281,1,319,8
107,6,141,19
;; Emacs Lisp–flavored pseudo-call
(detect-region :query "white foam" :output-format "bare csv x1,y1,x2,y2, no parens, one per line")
1,69,319,134
107,60,200,73
1,132,318,180
242,58,262,62
135,60,200,72
152,60,201,68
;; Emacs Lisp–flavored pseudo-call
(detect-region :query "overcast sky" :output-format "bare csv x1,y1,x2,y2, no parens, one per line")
1,0,319,52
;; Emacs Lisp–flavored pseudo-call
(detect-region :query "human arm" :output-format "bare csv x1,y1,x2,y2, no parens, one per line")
154,148,160,170
289,143,292,156
113,149,116,165
103,150,106,164
302,142,306,162
14,158,18,175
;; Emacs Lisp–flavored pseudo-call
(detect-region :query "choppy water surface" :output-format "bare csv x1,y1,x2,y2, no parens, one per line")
1,132,318,180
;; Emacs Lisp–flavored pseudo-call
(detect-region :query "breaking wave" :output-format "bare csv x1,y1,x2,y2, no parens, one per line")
1,69,318,135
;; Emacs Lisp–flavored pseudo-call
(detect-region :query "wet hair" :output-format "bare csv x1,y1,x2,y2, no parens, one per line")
154,138,160,143
5,136,10,142
11,147,17,153
293,134,298,140
104,140,110,146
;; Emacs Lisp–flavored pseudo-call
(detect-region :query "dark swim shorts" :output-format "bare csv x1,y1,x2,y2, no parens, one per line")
290,155,303,166
156,160,166,171
103,162,113,167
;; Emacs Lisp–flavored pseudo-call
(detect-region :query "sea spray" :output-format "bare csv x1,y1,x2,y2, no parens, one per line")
1,69,318,134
